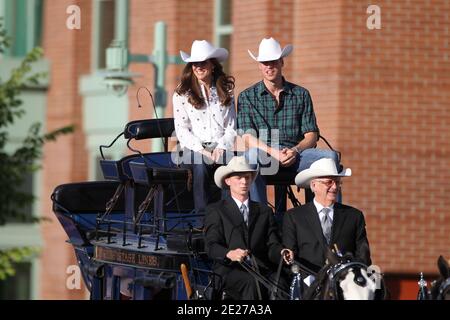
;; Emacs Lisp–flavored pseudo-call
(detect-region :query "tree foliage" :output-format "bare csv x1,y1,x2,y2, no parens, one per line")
0,18,73,280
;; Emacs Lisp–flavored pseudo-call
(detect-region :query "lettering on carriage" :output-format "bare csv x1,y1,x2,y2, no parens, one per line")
119,251,136,264
137,254,159,267
95,247,160,267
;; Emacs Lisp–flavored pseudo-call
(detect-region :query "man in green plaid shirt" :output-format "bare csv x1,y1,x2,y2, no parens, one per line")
237,38,340,206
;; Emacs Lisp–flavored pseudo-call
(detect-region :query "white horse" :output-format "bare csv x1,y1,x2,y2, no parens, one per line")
297,251,383,300
339,267,376,300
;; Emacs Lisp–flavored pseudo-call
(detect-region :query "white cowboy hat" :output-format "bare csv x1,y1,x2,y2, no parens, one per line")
294,158,352,189
214,156,258,189
248,37,293,62
180,40,229,63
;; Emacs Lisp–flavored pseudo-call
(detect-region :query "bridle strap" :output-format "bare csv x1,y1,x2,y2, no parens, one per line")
328,262,368,299
329,262,367,281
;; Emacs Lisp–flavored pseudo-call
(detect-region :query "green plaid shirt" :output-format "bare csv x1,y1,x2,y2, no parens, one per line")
236,79,319,148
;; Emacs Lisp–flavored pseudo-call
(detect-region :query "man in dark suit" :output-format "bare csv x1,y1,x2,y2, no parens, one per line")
204,156,292,300
282,158,371,282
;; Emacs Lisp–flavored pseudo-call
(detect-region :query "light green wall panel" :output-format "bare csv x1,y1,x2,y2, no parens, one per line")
0,58,49,151
80,74,129,181
0,224,43,249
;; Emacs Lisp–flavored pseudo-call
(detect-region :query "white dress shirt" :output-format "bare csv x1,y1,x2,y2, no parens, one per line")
313,199,335,222
231,197,250,213
173,84,236,152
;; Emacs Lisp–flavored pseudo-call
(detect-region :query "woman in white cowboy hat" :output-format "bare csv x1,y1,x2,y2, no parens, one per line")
204,156,293,300
282,158,371,286
173,40,236,215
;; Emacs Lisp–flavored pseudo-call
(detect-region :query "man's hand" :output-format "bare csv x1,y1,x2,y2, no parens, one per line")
279,148,297,167
211,148,225,163
268,147,282,163
226,248,249,262
281,248,294,265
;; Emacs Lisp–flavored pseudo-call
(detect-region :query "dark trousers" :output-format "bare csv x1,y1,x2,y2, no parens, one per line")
192,161,216,215
223,268,262,300
221,267,290,300
179,148,233,215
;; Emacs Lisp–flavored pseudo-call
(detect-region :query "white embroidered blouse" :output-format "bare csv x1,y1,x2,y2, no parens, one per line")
173,84,236,152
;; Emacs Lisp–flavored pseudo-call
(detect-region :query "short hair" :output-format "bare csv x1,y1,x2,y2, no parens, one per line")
310,180,316,193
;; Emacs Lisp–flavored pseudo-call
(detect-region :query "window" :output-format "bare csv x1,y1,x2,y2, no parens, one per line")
3,0,43,57
95,0,116,69
92,0,128,71
214,0,233,73
0,262,32,299
218,0,232,25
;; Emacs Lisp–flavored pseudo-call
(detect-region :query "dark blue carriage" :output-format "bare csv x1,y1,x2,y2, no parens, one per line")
51,117,309,300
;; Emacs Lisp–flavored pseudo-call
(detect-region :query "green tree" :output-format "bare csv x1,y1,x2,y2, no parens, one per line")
0,18,73,280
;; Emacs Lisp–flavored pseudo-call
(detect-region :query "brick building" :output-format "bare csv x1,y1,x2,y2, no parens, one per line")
1,0,448,299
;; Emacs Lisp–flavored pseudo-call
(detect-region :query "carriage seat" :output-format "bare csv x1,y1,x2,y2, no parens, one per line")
52,181,135,213
51,181,150,246
102,118,312,210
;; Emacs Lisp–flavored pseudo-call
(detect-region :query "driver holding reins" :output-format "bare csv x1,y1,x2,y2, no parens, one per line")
204,156,293,300
282,158,372,286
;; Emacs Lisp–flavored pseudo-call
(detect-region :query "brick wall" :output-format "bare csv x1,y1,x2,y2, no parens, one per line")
234,0,449,292
292,1,343,147
41,0,91,299
128,0,213,152
39,0,449,299
336,0,449,275
232,0,295,95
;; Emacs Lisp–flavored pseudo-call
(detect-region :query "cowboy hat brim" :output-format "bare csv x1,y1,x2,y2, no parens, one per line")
295,167,352,189
214,166,258,189
180,48,229,63
247,44,293,62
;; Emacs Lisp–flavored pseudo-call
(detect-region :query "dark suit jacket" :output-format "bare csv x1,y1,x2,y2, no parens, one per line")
282,202,371,272
204,198,283,278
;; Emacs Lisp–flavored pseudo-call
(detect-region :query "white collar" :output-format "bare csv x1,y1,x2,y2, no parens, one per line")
231,196,249,210
313,199,334,219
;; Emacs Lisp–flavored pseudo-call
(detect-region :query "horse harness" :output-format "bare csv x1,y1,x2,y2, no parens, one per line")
316,261,368,300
